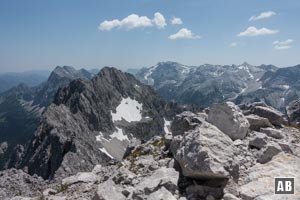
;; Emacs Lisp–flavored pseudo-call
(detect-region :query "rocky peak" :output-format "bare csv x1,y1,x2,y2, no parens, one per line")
10,67,185,180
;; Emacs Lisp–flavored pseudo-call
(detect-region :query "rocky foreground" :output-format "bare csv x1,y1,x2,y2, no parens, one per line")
1,100,300,200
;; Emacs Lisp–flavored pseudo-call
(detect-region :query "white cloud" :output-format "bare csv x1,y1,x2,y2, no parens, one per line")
99,12,167,31
169,28,200,40
171,17,183,25
249,11,276,21
237,26,279,37
230,42,237,47
273,39,294,50
153,12,167,29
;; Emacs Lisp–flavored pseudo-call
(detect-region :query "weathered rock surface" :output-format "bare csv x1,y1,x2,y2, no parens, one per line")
174,119,236,179
257,142,282,164
0,168,46,200
245,114,274,131
240,153,300,200
208,102,250,140
249,105,286,126
286,99,300,128
248,132,268,149
260,127,284,139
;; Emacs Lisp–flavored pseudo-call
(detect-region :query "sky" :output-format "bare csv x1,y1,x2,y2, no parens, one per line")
0,0,300,72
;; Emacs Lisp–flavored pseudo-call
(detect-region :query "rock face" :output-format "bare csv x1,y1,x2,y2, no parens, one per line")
286,99,300,128
10,67,185,180
208,102,250,140
240,153,300,200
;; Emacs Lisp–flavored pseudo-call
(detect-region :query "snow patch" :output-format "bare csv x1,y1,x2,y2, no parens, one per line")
164,118,171,135
110,127,129,141
144,64,158,81
281,85,290,90
111,97,143,122
99,147,114,159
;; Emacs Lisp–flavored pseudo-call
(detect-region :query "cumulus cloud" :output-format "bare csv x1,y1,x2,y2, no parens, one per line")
153,12,167,29
237,26,279,37
273,39,294,50
169,28,200,40
249,11,276,21
171,17,183,25
98,12,166,31
230,42,238,47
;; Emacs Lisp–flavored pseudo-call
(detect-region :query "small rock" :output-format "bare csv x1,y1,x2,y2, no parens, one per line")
257,142,282,164
62,172,98,186
147,187,177,200
246,114,274,131
260,128,284,139
248,132,268,149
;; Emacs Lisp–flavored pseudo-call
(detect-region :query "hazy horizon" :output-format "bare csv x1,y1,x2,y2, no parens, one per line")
1,0,300,73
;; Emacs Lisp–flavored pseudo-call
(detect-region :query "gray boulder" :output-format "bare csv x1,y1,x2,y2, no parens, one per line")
245,114,274,131
250,105,285,126
175,120,236,179
260,127,284,139
248,132,268,149
257,142,282,164
208,102,250,140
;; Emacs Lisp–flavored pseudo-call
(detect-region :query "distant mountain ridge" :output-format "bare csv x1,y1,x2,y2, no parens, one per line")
0,70,50,94
135,61,279,108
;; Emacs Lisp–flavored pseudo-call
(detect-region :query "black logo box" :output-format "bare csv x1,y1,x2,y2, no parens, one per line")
275,177,295,195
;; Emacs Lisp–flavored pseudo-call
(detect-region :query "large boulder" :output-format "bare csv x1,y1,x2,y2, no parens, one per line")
239,153,300,200
286,100,300,128
245,114,274,131
250,105,286,127
208,102,250,140
174,120,236,179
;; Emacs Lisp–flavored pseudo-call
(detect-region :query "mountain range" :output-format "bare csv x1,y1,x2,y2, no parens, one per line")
136,61,300,111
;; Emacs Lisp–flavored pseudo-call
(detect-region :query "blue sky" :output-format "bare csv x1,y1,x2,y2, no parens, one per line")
0,0,300,72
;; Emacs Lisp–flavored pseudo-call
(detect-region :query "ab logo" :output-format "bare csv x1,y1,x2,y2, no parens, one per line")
275,178,295,194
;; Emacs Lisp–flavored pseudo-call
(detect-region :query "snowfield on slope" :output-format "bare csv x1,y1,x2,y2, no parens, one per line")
111,97,143,122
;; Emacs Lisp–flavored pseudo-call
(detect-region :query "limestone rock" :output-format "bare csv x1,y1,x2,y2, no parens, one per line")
240,153,300,200
208,102,249,140
248,132,268,149
245,114,274,131
175,120,236,179
257,142,282,164
260,127,284,139
147,187,177,200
